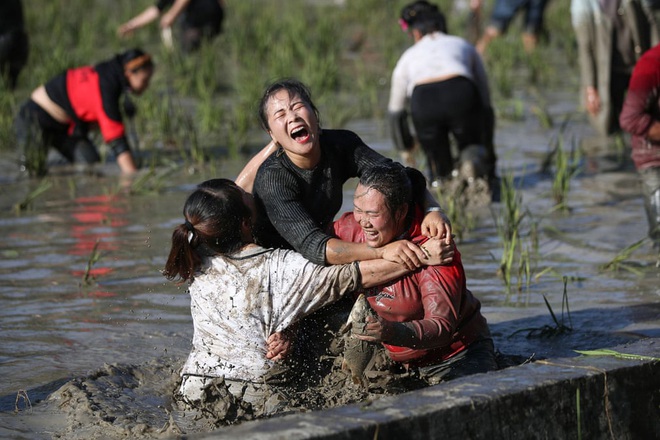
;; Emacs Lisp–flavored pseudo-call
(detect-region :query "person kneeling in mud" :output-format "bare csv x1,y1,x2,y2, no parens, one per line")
14,48,154,177
162,178,447,416
332,163,497,386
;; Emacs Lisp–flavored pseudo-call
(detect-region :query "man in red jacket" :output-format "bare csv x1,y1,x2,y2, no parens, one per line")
333,163,497,385
619,43,660,248
14,48,154,177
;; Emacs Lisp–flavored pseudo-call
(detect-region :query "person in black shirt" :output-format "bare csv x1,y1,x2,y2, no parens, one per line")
118,0,225,52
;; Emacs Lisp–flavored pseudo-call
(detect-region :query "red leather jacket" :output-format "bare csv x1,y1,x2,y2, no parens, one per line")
333,208,491,367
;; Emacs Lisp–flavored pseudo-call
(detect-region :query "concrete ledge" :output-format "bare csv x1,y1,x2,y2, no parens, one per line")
194,338,660,439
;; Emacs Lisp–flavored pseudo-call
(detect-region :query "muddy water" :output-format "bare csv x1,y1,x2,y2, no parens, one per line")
0,85,659,437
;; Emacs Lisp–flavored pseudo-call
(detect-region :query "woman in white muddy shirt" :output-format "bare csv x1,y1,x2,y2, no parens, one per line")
163,178,444,414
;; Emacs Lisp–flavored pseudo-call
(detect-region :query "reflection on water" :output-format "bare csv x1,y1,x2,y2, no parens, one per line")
0,87,659,437
0,184,194,398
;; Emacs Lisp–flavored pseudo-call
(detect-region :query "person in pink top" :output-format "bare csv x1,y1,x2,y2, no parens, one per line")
333,162,497,385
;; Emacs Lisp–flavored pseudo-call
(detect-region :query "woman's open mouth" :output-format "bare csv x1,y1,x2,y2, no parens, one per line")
291,126,310,143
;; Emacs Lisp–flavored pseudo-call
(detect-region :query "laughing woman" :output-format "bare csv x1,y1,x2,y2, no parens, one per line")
236,78,454,269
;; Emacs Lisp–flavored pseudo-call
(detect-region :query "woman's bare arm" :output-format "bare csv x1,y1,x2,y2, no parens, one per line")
235,140,278,193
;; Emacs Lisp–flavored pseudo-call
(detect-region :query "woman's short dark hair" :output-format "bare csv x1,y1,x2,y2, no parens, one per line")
258,78,320,131
358,163,427,219
400,1,447,35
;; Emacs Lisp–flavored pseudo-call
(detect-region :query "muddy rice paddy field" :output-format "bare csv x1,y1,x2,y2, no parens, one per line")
0,1,659,437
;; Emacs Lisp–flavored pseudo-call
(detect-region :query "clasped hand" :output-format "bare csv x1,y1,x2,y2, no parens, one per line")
380,237,454,270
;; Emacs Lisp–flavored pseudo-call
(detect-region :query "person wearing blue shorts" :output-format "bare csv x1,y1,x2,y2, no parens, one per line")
475,0,549,54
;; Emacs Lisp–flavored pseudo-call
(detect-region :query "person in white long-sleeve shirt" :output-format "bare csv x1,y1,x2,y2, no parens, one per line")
163,178,444,414
389,1,496,187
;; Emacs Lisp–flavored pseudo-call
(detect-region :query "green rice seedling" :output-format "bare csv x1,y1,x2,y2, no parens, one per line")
502,230,517,293
543,0,578,67
574,348,660,361
491,169,533,295
179,111,205,166
0,86,17,148
529,216,540,256
516,244,531,297
529,93,554,130
13,180,52,214
484,37,523,98
612,133,628,167
129,162,179,196
510,276,573,338
431,185,477,243
526,48,554,87
496,169,527,242
599,238,647,275
530,103,553,129
497,98,526,121
550,134,582,212
81,239,103,287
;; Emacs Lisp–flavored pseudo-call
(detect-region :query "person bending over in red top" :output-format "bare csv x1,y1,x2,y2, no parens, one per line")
14,48,154,177
333,162,497,385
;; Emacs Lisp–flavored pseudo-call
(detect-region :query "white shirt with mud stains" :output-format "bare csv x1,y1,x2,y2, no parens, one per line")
180,245,360,383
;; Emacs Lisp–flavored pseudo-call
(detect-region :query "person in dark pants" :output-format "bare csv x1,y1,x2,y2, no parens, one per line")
388,1,497,187
475,0,549,54
118,0,225,53
0,0,29,90
14,49,154,176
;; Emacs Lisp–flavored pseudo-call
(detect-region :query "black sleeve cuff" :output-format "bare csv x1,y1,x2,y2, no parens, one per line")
108,136,131,156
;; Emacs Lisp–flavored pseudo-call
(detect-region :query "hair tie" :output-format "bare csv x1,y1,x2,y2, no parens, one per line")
124,54,152,72
398,18,409,32
184,220,194,243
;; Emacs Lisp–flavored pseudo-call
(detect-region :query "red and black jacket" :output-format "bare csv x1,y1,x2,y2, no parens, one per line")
44,55,131,155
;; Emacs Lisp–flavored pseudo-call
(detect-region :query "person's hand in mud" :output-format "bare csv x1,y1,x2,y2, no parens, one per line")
421,209,453,245
266,330,293,361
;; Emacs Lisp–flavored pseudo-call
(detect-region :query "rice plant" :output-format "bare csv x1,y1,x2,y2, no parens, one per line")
12,180,52,214
510,276,574,338
574,348,660,361
81,239,103,286
599,238,647,275
495,170,527,242
549,134,582,212
432,185,478,243
129,162,179,195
